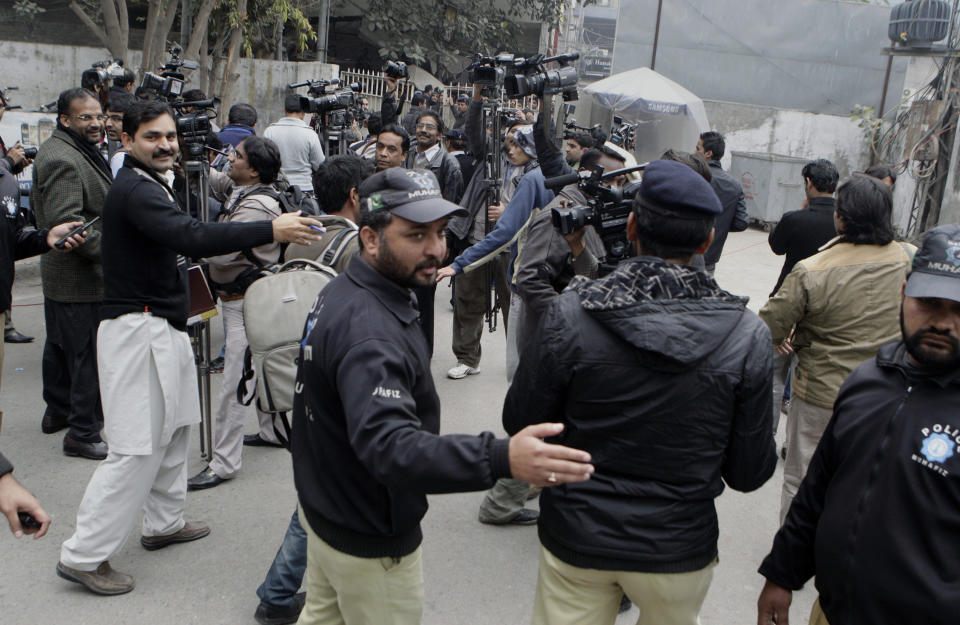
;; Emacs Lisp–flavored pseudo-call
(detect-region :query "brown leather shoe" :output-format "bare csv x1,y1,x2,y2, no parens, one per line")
140,520,210,551
56,561,135,595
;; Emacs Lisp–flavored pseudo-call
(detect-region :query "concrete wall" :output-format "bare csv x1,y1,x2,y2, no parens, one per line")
704,100,871,181
0,41,339,126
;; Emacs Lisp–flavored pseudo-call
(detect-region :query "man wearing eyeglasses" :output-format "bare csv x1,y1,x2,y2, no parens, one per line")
403,111,463,204
31,87,112,460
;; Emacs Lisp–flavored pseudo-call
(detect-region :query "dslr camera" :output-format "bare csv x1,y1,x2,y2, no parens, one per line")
548,168,643,270
385,61,408,79
504,52,579,101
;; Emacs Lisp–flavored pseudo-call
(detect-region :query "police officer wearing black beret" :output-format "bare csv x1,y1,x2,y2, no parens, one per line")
504,160,778,624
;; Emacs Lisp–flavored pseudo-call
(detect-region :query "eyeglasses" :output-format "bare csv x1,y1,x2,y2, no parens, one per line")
416,123,438,130
73,114,107,122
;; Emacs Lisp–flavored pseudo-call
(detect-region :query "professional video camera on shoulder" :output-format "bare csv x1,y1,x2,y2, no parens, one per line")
609,115,637,151
504,52,579,101
140,44,200,102
546,163,646,272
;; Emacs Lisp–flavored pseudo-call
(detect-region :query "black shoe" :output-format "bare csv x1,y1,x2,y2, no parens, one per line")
187,466,228,491
4,330,34,343
42,412,69,434
481,508,539,526
243,434,285,448
63,435,107,460
254,592,306,625
618,595,632,614
209,356,224,373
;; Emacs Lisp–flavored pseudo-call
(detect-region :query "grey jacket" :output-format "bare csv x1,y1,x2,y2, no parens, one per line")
32,128,110,303
263,117,325,191
403,143,463,203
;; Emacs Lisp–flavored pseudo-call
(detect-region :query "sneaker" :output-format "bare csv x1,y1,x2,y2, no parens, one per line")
254,592,306,625
56,561,135,595
209,356,225,374
447,363,480,379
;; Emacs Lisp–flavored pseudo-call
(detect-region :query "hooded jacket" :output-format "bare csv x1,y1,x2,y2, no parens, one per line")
759,341,960,625
504,257,777,572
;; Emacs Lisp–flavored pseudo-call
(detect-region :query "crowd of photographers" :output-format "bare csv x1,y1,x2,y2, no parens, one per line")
0,49,958,625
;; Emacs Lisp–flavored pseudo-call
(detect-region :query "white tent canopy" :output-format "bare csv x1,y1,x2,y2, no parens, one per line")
582,68,710,165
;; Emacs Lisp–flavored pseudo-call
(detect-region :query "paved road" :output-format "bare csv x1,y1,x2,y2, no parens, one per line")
0,228,817,625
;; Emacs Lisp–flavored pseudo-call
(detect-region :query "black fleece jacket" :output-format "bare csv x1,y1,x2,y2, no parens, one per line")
100,157,273,330
292,257,511,558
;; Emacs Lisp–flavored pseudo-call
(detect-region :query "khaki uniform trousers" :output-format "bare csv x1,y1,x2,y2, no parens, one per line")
780,393,834,523
809,599,831,625
296,508,423,625
532,547,715,625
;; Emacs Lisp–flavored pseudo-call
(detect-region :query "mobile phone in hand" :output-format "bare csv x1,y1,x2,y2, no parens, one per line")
55,216,101,250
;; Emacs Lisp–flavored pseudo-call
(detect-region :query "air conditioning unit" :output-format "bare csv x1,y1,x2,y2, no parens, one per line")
889,0,952,49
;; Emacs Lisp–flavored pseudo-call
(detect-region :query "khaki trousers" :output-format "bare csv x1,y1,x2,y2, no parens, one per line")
532,547,715,625
809,598,831,625
780,394,834,523
296,508,424,625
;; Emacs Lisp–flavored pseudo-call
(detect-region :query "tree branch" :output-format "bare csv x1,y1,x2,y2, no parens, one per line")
68,1,111,50
185,0,217,61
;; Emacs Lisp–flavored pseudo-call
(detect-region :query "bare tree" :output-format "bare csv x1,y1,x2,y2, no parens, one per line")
68,0,129,64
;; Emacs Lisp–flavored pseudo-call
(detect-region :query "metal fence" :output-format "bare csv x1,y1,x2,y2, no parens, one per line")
339,67,539,128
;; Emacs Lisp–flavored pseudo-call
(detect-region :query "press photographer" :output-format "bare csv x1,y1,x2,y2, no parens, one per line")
287,78,361,156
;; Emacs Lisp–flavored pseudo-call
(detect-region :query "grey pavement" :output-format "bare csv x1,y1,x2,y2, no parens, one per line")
0,228,816,625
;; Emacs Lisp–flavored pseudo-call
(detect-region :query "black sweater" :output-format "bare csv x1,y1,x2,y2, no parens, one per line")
291,258,511,558
100,158,273,330
767,196,837,295
760,341,960,624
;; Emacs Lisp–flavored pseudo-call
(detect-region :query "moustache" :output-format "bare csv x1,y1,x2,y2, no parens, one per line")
153,149,175,159
415,259,440,271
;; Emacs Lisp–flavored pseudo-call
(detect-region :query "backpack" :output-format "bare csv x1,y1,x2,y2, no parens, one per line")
264,180,321,217
238,259,337,446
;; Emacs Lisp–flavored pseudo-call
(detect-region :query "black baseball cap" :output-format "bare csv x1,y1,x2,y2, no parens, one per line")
905,225,960,303
637,160,722,220
359,168,467,223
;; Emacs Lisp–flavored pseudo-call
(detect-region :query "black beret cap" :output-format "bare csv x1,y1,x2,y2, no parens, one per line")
638,160,722,219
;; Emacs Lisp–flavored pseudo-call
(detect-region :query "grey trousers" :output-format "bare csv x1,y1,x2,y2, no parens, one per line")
478,477,531,524
209,299,277,479
780,393,834,523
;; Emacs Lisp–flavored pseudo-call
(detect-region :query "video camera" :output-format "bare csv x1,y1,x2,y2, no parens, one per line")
546,164,647,271
609,115,636,151
467,53,518,87
504,52,579,101
288,78,359,114
385,60,408,79
140,45,200,102
168,97,220,160
82,59,127,91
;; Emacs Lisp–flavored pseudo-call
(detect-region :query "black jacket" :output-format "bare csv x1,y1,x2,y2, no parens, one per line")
100,158,273,330
403,144,463,203
767,196,837,295
504,257,776,573
291,257,511,559
759,341,960,625
0,158,49,312
702,161,748,269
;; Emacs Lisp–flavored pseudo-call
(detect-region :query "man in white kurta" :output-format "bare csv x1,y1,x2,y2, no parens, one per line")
56,101,323,595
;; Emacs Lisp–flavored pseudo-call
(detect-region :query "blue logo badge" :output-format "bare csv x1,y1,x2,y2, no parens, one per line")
921,433,955,464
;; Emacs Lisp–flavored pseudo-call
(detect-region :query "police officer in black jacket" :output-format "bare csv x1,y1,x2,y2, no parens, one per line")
505,160,776,625
758,225,960,625
291,167,594,624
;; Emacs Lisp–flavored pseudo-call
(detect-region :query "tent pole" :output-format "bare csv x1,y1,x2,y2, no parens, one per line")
651,0,664,70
